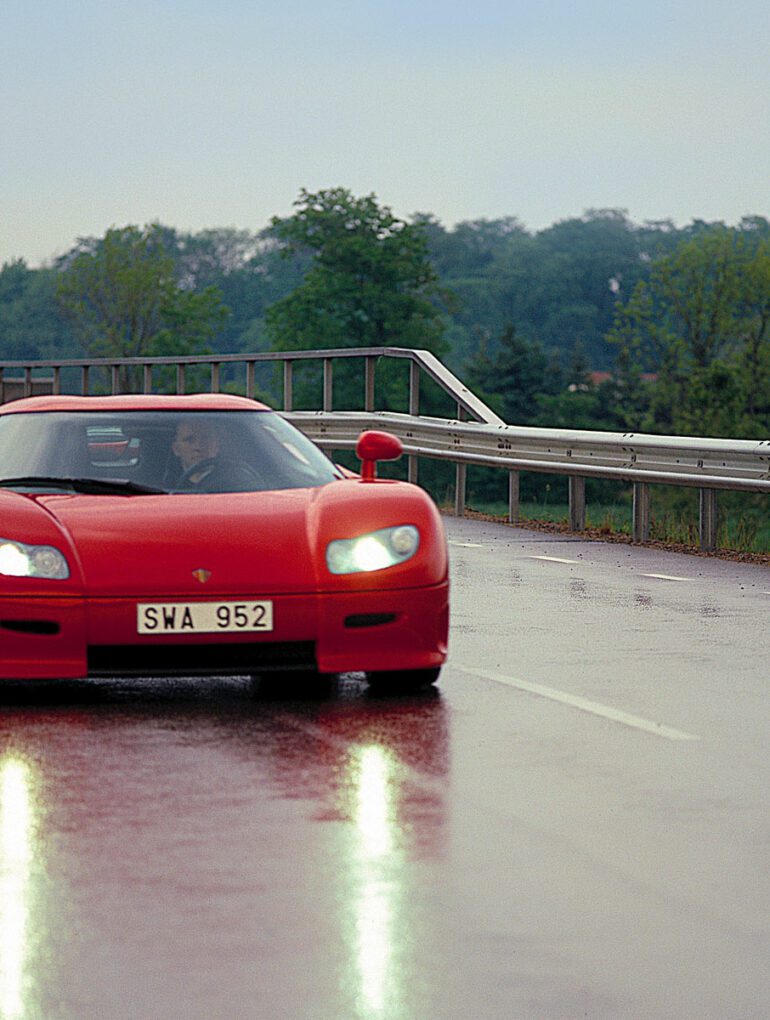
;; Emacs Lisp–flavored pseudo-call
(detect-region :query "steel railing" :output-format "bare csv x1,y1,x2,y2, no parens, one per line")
1,347,768,552
288,410,770,551
0,347,503,425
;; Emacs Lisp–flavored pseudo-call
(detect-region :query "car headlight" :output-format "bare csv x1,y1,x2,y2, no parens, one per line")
0,538,70,579
326,525,420,575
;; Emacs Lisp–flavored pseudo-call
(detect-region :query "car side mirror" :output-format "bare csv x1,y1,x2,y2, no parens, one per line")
355,430,403,481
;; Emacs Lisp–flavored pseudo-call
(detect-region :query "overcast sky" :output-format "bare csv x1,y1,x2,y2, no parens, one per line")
3,0,769,266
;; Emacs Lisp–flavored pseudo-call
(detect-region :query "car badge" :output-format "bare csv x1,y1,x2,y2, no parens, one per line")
192,569,212,584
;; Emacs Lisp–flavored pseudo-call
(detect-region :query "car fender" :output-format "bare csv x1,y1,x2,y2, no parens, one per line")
0,490,85,593
307,478,448,591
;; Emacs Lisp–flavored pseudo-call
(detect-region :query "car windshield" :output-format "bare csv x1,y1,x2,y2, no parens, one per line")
0,410,342,494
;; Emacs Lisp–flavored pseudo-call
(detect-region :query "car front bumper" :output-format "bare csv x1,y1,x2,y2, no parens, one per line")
0,582,449,680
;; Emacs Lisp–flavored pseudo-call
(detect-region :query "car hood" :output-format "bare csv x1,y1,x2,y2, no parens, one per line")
37,488,326,597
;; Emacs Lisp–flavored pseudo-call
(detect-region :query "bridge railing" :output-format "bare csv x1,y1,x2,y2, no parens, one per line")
1,348,768,552
0,346,503,424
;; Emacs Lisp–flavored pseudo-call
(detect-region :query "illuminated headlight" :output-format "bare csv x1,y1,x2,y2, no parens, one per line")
326,525,420,575
0,538,70,579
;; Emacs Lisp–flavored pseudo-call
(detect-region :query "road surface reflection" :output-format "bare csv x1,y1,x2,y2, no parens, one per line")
353,744,397,1014
0,678,449,1019
249,690,449,1017
0,756,37,1020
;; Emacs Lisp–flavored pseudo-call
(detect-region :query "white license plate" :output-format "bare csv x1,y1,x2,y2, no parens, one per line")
137,600,273,634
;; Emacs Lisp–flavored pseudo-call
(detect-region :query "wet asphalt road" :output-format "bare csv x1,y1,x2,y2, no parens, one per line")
1,516,769,1019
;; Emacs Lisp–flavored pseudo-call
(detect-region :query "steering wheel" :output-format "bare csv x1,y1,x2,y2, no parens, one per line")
173,457,261,493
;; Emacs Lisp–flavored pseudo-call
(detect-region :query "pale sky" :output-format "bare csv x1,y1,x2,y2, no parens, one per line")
3,0,769,266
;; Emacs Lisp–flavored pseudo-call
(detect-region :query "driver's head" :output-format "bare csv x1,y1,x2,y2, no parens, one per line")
172,420,220,471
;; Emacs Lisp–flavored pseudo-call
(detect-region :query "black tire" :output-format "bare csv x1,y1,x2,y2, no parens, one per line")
365,667,441,694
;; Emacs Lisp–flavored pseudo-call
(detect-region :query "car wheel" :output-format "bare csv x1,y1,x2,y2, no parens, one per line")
365,667,441,693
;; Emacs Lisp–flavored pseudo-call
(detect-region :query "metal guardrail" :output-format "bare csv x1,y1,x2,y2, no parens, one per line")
288,411,770,551
0,347,504,426
1,347,768,553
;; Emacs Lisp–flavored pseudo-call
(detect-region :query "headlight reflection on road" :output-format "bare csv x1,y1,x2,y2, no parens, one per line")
356,746,394,861
353,745,399,1017
0,757,35,1020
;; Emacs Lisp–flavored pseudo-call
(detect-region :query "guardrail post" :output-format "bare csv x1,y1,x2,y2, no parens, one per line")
407,360,420,484
24,367,32,397
508,471,520,524
210,363,220,393
409,361,420,416
454,463,467,517
699,488,718,552
246,361,255,400
569,476,586,531
453,405,467,516
323,359,333,411
142,364,152,394
283,361,293,411
365,357,376,412
176,364,186,395
111,365,120,394
632,482,651,542
82,365,89,395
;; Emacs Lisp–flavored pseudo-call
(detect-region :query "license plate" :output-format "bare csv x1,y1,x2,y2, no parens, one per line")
137,600,273,634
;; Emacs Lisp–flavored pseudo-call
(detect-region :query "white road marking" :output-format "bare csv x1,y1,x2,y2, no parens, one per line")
449,541,486,548
451,664,701,741
529,555,580,564
641,573,690,582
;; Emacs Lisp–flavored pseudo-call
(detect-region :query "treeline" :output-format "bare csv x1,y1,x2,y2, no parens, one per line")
1,192,769,441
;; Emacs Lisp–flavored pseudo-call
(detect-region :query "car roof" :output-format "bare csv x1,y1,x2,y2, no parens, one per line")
0,393,271,414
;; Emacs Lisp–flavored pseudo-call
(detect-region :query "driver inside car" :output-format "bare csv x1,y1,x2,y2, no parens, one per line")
170,419,259,492
172,420,221,484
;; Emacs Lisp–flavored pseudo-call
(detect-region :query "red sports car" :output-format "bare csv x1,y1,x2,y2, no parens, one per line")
0,394,448,691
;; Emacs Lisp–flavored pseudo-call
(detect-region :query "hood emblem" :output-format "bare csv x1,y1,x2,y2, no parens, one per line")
192,568,212,584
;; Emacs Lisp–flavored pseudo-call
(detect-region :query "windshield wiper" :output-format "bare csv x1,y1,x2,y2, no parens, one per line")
0,476,168,496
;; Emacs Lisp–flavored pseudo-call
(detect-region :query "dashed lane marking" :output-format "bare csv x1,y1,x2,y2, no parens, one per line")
641,573,690,582
448,541,486,548
529,555,580,564
450,664,701,742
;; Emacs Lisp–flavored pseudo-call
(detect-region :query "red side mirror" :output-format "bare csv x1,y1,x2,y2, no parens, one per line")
355,430,403,481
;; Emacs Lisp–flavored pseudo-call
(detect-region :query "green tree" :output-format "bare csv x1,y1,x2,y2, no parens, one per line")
56,224,228,359
266,188,449,354
608,228,770,436
0,260,77,360
429,209,658,375
735,236,770,421
465,324,562,424
530,209,651,359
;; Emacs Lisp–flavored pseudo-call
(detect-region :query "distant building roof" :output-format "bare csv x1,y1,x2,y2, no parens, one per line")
589,371,657,386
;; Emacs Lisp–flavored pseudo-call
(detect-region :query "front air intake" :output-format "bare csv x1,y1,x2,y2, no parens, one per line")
1,619,60,635
87,641,317,677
